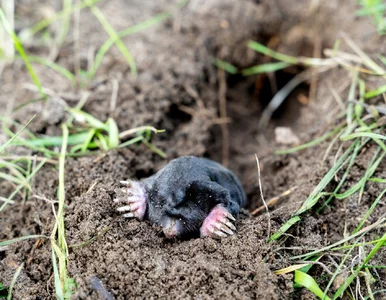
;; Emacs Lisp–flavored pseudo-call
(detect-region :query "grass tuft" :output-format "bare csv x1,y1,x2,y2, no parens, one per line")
50,124,76,299
0,116,48,212
5,109,166,158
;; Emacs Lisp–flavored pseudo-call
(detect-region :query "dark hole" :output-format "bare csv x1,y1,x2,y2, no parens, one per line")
166,103,192,125
256,68,309,120
135,169,152,180
134,85,141,94
35,126,47,134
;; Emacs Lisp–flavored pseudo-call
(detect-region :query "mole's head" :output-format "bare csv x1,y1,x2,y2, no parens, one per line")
144,180,212,239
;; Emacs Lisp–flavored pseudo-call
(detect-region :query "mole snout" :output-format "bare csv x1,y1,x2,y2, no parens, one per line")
113,156,246,239
162,218,181,239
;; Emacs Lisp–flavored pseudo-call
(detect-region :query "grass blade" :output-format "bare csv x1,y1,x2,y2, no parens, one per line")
274,264,309,275
294,270,331,300
0,235,47,247
13,131,91,148
95,132,109,151
50,124,73,299
364,85,386,99
275,125,345,155
0,197,15,204
0,159,46,212
353,188,386,233
341,132,386,151
7,263,24,300
56,0,72,45
248,41,298,64
106,118,119,148
318,141,361,212
67,108,108,130
88,5,137,77
118,126,164,139
51,247,64,300
295,141,357,215
80,129,96,153
212,58,238,74
334,150,385,200
89,0,189,78
0,116,35,153
142,139,167,158
0,173,29,187
0,160,28,176
241,62,291,76
0,9,45,97
27,56,75,82
247,40,331,66
269,216,301,241
118,135,144,148
23,0,102,38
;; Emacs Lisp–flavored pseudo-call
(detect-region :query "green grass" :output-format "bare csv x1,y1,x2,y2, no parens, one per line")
212,58,238,74
358,0,386,35
4,108,166,158
294,270,331,300
255,36,386,298
50,124,76,299
0,116,48,212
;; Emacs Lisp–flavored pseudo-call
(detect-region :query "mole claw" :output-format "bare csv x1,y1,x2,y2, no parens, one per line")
214,230,227,238
219,225,234,235
117,205,131,212
120,181,129,186
123,212,134,218
224,221,236,231
120,187,127,194
226,212,236,221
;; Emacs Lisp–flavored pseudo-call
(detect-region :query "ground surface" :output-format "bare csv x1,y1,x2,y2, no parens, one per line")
1,0,385,299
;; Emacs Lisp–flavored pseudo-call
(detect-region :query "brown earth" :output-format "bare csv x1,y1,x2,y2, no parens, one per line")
1,0,385,299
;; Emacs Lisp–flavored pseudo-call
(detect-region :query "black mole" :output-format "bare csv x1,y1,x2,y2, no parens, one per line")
114,156,246,238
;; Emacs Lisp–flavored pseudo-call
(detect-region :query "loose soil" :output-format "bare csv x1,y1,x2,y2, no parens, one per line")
1,0,385,299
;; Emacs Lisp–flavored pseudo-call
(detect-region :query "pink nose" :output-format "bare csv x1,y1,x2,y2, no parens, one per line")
163,219,179,239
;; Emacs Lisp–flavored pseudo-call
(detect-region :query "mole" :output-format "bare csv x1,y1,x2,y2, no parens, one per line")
114,156,247,239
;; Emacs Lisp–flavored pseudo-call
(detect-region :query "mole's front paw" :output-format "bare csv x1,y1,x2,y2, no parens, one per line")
200,204,237,238
114,180,147,220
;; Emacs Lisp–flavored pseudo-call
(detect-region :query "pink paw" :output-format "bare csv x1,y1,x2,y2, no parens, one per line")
114,180,147,220
200,204,237,238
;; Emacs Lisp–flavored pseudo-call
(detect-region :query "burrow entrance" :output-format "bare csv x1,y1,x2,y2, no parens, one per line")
205,66,311,209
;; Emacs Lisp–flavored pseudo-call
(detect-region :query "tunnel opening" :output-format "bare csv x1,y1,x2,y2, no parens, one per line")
205,65,311,208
